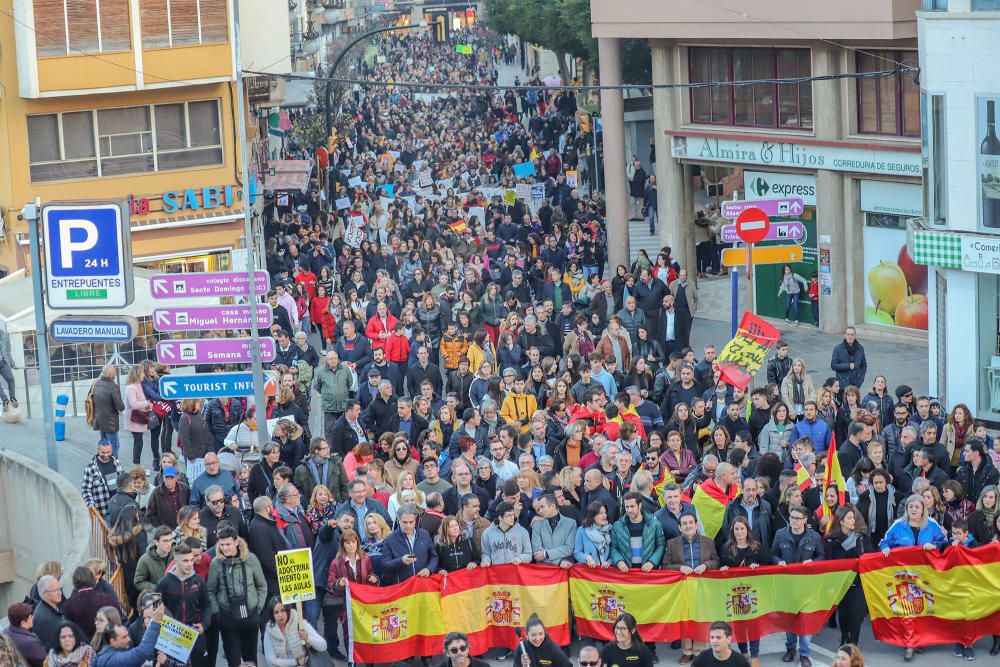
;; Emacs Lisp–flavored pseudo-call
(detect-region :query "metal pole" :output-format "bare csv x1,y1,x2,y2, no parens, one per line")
25,197,59,471
730,266,739,339
233,0,268,451
592,118,601,194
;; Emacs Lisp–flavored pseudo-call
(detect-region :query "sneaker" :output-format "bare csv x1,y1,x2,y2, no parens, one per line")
964,647,976,661
496,651,511,660
781,649,797,663
904,648,915,662
784,318,790,324
1,400,7,410
955,644,964,657
799,658,812,667
10,399,16,408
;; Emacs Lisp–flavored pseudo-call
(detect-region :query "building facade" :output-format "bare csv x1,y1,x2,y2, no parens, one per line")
914,0,1000,420
0,0,254,276
591,0,926,340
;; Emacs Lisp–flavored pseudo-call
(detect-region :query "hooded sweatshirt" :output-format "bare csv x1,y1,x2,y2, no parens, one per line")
480,522,532,565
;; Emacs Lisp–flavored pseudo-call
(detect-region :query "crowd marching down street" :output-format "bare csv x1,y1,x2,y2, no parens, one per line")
6,24,1000,667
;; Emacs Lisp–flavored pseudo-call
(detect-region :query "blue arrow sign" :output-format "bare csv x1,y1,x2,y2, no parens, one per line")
158,371,277,399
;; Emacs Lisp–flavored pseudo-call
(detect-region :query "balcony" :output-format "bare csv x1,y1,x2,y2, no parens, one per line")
590,0,921,41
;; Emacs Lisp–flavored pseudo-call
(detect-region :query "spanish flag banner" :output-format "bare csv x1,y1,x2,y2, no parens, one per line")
441,564,570,651
860,543,1000,648
820,439,846,534
690,478,739,538
347,576,446,664
716,312,781,390
570,561,856,642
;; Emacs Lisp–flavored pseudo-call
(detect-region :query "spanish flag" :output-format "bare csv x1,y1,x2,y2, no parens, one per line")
794,461,813,492
820,439,846,534
441,564,570,652
690,477,740,538
348,576,446,663
571,560,856,642
860,543,1000,648
450,219,469,233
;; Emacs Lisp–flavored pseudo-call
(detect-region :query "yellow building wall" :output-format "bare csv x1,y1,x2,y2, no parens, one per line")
143,44,235,83
37,52,137,93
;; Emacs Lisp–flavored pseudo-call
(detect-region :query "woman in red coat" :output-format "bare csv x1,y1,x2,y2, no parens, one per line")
310,285,336,346
324,529,377,660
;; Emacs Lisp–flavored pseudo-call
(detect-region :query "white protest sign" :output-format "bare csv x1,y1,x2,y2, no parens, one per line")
155,617,199,663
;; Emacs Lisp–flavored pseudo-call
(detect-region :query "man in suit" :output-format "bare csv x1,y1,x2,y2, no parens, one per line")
663,512,719,663
668,269,699,350
658,294,679,358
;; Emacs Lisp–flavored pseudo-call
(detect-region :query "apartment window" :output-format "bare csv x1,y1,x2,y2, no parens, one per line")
973,0,1000,9
857,51,920,137
923,91,947,227
27,100,223,182
689,47,813,130
34,0,131,57
140,0,229,48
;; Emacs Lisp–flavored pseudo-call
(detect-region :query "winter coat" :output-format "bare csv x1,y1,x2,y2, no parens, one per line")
500,391,537,432
313,362,354,414
178,411,213,461
134,544,171,593
248,513,287,597
80,455,124,518
91,377,124,433
440,332,469,370
609,512,665,567
530,514,578,565
325,554,377,604
831,340,868,389
366,313,400,353
91,620,160,667
156,571,209,627
207,538,268,617
293,454,350,504
380,528,438,584
204,399,245,450
663,534,720,570
145,481,190,529
780,374,816,412
416,305,445,346
770,527,825,564
879,518,948,551
956,460,1000,503
758,420,794,458
124,383,150,433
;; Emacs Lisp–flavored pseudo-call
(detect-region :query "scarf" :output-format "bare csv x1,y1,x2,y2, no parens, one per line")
584,523,612,560
47,645,92,667
792,377,805,406
565,439,581,467
840,531,860,552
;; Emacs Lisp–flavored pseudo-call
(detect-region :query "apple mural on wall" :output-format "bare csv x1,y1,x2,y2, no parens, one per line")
865,247,928,331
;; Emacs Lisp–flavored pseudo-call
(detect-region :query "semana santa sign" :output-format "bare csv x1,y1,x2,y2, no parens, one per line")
715,312,781,389
276,548,316,604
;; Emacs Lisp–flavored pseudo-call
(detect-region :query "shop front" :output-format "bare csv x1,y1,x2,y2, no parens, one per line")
667,131,923,336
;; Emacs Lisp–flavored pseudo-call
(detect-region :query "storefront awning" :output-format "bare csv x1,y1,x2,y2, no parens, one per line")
263,159,313,192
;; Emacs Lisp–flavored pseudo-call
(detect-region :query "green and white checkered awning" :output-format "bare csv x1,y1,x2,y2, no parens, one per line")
913,230,961,268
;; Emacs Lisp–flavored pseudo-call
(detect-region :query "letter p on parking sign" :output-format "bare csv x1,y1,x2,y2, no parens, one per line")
43,202,134,309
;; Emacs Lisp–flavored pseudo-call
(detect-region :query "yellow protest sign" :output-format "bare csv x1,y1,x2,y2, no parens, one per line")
503,189,517,205
276,548,316,604
155,616,199,663
716,312,781,390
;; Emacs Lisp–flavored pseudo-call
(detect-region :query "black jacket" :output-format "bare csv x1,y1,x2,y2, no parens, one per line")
247,513,287,597
204,399,244,450
405,363,443,397
766,355,792,387
156,572,209,626
248,459,278,501
436,537,480,572
199,504,249,548
364,395,398,438
513,637,572,667
329,415,363,457
770,527,825,564
956,460,1000,503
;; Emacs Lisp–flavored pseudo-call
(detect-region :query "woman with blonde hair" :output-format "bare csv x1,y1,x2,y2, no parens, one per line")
172,505,208,549
90,606,122,652
387,471,426,522
780,359,815,420
305,484,337,535
124,364,152,466
361,513,392,572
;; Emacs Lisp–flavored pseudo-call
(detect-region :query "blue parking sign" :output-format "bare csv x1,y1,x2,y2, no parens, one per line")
43,202,133,309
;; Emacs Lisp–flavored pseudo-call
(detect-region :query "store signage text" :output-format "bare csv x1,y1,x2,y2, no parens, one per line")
129,185,238,216
671,135,922,177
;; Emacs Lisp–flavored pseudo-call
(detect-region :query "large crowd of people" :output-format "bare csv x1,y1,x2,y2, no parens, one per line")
4,25,999,667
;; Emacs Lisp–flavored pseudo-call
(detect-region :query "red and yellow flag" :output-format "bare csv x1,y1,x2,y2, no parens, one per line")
794,462,813,492
450,219,469,233
570,561,856,642
820,439,846,534
441,564,570,651
348,576,446,663
690,477,739,538
716,312,781,390
860,543,1000,648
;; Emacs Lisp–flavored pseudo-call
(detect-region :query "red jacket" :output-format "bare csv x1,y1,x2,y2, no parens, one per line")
384,333,411,363
326,555,376,604
366,313,399,352
310,296,336,343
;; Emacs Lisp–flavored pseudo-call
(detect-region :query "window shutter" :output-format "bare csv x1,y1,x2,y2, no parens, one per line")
66,0,100,53
99,0,132,51
170,0,199,46
200,0,229,44
140,0,170,48
34,0,69,56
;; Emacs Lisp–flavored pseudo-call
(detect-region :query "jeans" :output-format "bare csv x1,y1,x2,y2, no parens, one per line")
582,265,599,281
738,640,760,658
219,614,259,667
100,431,120,458
785,633,811,657
647,205,658,234
784,292,799,321
811,299,819,325
303,597,321,627
0,361,15,402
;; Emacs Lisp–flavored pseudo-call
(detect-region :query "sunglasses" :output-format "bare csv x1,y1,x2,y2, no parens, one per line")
447,646,469,655
580,662,600,666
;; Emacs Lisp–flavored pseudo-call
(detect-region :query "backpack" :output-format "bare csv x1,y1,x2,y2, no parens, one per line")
85,382,97,429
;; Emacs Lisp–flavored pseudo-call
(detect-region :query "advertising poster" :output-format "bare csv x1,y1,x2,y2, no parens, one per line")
863,215,927,330
977,95,1000,233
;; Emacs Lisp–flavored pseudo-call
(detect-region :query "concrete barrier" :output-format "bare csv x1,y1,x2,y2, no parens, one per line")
0,449,91,613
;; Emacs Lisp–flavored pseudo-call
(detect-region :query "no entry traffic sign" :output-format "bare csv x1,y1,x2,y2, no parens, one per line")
735,207,771,244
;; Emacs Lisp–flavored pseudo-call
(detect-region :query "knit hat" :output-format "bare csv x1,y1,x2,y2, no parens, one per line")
895,384,913,399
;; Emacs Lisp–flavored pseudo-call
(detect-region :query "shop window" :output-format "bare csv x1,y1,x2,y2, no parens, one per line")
857,51,920,137
27,99,223,182
689,46,813,130
139,0,229,49
34,0,131,57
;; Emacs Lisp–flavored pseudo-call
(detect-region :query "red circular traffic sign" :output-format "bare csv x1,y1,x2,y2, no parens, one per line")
735,207,771,244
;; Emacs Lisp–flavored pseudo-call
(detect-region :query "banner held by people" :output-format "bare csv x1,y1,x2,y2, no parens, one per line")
155,616,199,663
347,575,447,664
275,548,316,604
716,312,782,390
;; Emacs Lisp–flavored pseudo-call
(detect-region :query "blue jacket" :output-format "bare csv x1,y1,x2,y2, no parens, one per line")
381,527,438,584
92,620,160,667
574,526,613,565
204,399,244,450
770,527,825,564
790,418,833,454
879,518,948,551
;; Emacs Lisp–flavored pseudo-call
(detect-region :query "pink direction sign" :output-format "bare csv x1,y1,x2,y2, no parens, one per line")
153,305,272,332
720,221,806,244
721,198,805,219
156,338,276,364
150,271,270,299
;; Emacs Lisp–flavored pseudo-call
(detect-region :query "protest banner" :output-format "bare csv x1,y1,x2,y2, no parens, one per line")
715,312,781,390
566,170,578,187
860,543,1000,648
467,206,486,224
530,183,545,201
502,189,517,205
155,617,199,663
512,161,536,179
418,170,433,187
348,176,362,187
276,548,316,604
515,184,532,201
335,197,351,210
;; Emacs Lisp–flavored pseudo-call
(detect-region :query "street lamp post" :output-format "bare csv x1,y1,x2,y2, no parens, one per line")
324,22,426,137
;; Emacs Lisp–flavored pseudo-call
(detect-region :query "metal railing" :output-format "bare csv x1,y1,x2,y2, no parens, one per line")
88,506,133,618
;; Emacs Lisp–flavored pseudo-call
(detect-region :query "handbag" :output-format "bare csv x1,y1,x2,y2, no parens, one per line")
152,401,172,418
131,408,151,426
